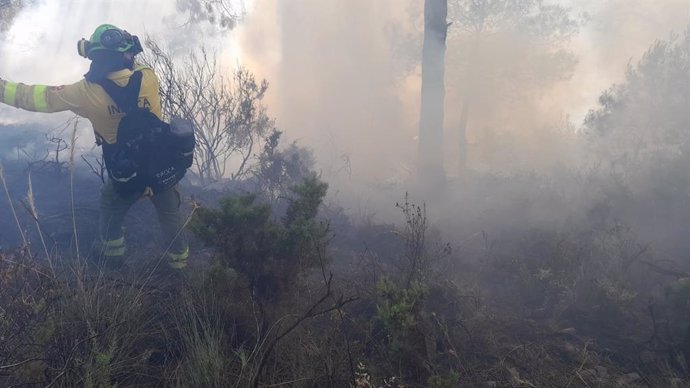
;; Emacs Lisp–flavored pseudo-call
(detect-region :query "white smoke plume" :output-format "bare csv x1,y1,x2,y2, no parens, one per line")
2,0,689,191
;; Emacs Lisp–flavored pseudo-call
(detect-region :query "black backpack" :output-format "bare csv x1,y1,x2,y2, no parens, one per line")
96,71,195,196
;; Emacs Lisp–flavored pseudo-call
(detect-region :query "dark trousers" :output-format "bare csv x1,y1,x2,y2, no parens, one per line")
99,181,188,264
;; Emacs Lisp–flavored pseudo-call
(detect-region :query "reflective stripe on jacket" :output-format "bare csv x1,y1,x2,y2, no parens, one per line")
0,66,162,145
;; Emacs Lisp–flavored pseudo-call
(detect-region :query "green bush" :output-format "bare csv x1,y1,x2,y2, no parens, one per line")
190,174,328,301
376,278,429,354
428,371,460,388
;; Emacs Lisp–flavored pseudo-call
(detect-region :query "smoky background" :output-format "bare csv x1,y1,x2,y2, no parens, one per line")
1,0,690,266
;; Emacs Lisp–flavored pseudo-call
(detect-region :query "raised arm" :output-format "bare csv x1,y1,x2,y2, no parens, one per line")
0,78,85,114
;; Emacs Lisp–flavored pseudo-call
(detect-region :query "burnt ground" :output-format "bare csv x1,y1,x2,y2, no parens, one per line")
2,161,690,387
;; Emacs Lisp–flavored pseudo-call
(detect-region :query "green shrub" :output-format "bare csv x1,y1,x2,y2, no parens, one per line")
189,174,328,301
376,278,429,351
428,371,460,388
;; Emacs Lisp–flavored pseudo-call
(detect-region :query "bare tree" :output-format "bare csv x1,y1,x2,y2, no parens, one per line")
175,0,245,29
18,128,70,174
81,153,106,184
144,40,274,185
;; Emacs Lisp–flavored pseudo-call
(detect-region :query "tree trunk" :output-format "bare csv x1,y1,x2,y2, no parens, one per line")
418,0,448,187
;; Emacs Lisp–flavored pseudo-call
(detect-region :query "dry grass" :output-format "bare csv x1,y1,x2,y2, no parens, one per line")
1,163,689,387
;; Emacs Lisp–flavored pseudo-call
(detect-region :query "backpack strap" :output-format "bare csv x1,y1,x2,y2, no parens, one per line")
95,70,143,114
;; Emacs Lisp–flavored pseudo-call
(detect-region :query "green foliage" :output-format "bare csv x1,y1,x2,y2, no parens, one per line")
255,129,316,202
428,371,460,388
354,196,473,386
585,28,690,169
285,174,328,225
84,351,115,388
172,302,230,387
202,264,241,298
190,175,329,300
375,277,434,384
376,278,429,340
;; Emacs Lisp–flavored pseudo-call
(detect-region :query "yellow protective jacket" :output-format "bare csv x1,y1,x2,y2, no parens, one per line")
0,66,162,145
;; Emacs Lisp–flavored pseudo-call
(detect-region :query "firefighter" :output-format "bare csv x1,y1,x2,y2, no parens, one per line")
0,24,189,269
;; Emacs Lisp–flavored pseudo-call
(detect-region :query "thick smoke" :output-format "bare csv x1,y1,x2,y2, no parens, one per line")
3,0,690,219
239,0,419,187
238,1,690,182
